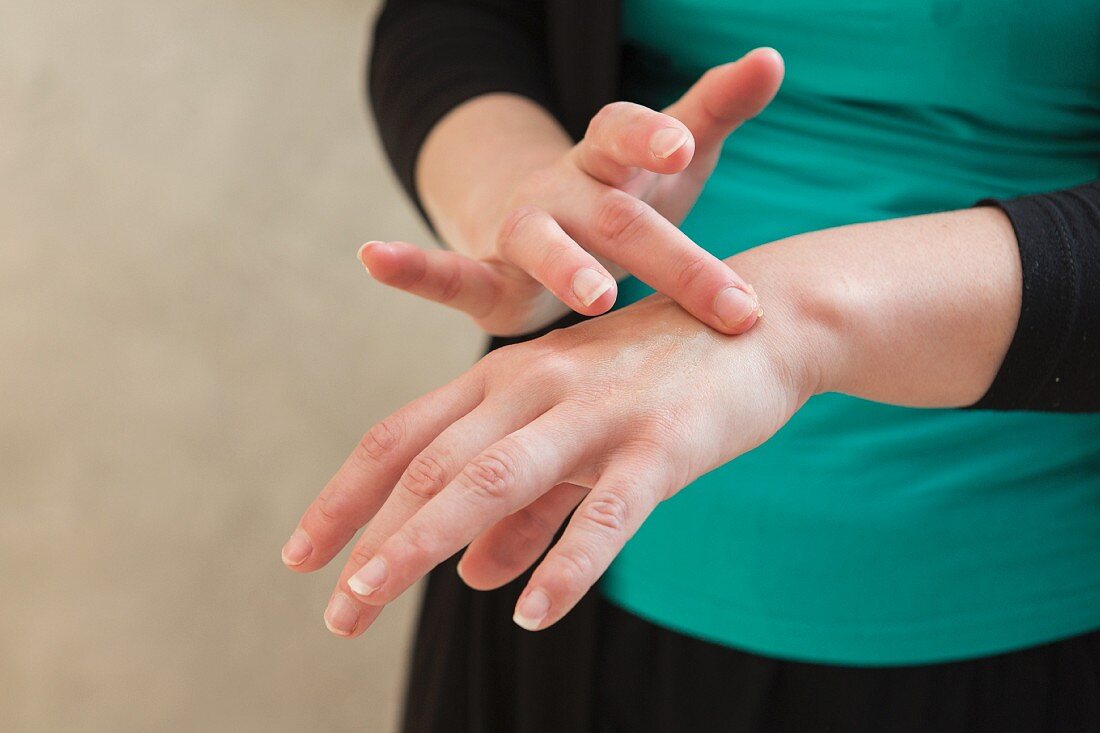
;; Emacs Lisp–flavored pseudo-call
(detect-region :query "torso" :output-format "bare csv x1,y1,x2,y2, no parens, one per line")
605,0,1100,664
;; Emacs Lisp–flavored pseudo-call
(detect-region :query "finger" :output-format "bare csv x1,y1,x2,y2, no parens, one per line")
496,206,617,314
358,240,510,320
663,48,784,168
561,183,761,334
282,372,482,574
572,101,695,186
512,453,673,631
346,403,600,607
325,395,542,637
456,482,588,591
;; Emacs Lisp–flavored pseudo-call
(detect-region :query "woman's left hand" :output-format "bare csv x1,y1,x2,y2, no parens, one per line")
282,286,819,637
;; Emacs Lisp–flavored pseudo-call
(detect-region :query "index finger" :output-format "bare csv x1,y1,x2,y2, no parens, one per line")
557,183,761,334
281,372,483,573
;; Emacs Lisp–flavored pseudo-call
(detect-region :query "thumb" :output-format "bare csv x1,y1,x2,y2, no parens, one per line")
663,48,784,160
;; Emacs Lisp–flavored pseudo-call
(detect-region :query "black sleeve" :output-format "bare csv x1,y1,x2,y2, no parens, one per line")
367,0,554,223
971,180,1100,413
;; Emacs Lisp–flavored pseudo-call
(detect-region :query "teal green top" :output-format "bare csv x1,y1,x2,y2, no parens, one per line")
603,0,1100,665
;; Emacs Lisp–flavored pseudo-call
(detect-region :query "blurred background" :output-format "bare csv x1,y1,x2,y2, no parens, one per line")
1,1,484,730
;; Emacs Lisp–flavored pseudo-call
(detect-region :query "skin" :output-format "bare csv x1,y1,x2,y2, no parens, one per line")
381,48,787,336
283,206,1022,637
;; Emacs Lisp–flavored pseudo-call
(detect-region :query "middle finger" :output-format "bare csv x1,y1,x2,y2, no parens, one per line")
346,402,602,607
324,396,543,636
553,179,761,334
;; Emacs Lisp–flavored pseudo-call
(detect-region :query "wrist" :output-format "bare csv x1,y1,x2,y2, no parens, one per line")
724,242,848,406
726,207,1020,410
415,93,572,257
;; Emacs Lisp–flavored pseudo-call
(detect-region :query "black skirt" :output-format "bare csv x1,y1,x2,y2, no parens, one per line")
399,551,1100,733
400,324,1100,732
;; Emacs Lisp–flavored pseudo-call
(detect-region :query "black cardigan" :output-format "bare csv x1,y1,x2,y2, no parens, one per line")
368,0,1099,412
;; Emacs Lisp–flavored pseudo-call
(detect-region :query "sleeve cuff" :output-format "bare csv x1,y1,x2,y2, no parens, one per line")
970,181,1100,412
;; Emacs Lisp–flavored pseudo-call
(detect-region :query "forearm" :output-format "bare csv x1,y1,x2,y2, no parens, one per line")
415,94,572,257
737,207,1021,408
368,0,558,236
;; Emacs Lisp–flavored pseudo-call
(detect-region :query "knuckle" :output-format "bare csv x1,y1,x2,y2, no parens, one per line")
435,261,464,303
399,452,451,501
585,103,614,138
620,427,684,472
476,344,507,369
496,205,544,258
356,418,402,465
347,543,373,569
634,426,686,470
536,238,572,278
552,546,596,594
622,444,674,480
401,521,440,558
592,101,631,130
585,101,645,159
458,445,522,502
476,342,520,379
673,253,714,292
594,192,648,246
314,488,352,527
511,354,580,404
481,339,572,394
580,491,631,535
532,350,580,385
625,429,688,498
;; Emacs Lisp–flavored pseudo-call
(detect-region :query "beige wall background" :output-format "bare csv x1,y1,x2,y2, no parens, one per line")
0,1,484,730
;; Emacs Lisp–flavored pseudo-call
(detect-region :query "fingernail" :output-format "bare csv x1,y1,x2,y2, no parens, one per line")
357,241,382,274
324,593,359,636
513,588,550,631
571,268,613,307
281,530,312,567
714,286,759,330
650,127,689,159
348,556,388,597
746,285,763,319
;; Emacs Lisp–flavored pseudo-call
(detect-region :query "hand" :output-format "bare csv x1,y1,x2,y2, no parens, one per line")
360,48,784,336
281,280,819,637
285,204,1026,635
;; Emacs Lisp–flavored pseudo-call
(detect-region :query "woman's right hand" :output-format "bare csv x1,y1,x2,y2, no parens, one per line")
285,279,818,637
361,48,784,336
